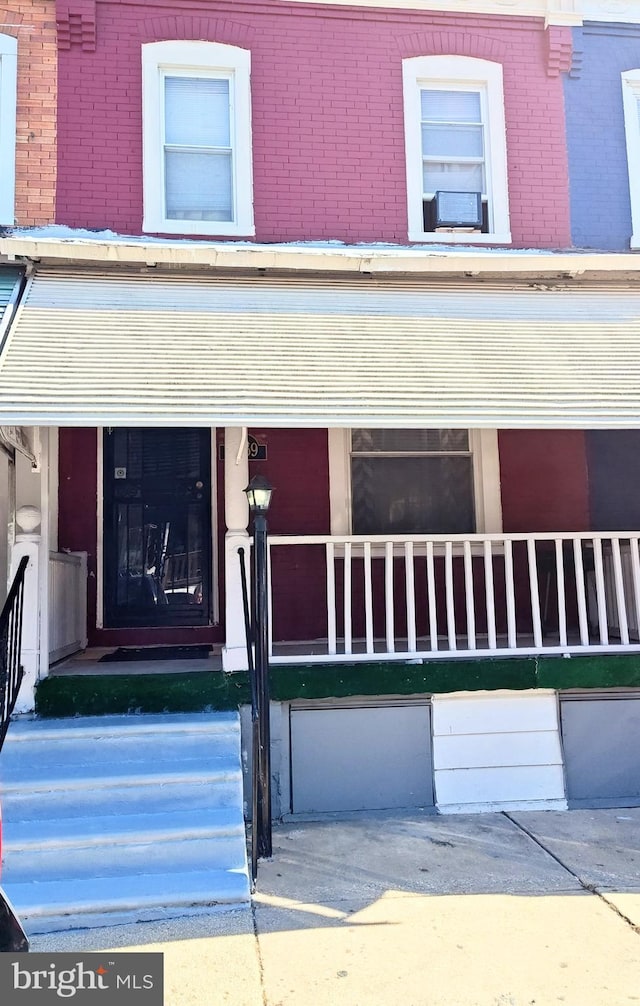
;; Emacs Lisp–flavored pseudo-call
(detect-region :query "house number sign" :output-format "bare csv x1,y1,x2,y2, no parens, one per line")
218,435,267,462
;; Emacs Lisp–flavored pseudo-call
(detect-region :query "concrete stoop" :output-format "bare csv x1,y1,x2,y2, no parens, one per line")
0,712,250,935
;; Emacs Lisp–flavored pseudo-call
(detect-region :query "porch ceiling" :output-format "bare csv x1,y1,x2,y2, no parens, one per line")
1,268,640,428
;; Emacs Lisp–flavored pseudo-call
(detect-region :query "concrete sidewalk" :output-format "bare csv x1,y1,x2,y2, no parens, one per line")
30,808,640,1005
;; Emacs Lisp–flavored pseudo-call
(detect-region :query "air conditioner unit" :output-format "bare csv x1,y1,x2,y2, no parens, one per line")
434,190,482,231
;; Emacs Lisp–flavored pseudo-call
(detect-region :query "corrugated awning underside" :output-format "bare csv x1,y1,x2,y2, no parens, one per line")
1,269,639,428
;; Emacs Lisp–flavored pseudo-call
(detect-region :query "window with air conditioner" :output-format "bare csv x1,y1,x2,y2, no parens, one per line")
402,55,511,245
142,40,254,236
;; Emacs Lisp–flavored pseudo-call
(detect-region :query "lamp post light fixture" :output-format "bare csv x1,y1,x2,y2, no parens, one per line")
244,474,273,514
244,474,274,859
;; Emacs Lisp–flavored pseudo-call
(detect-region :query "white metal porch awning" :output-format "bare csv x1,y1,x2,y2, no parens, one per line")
2,269,640,428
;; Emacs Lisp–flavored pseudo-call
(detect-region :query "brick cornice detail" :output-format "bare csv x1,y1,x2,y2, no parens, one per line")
397,30,508,60
546,24,573,77
140,17,255,47
57,0,97,51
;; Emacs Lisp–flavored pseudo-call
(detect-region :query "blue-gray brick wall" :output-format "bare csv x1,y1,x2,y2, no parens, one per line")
565,23,640,249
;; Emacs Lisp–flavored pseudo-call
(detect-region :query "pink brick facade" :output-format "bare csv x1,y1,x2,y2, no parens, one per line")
56,0,572,248
2,0,57,226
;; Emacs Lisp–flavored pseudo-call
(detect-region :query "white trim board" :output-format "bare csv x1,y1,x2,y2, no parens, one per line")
431,690,567,812
0,34,17,226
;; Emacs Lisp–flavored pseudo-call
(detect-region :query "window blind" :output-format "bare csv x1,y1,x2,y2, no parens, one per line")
163,76,233,221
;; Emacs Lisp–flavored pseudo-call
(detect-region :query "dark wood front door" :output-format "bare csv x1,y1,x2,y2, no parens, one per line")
104,428,212,628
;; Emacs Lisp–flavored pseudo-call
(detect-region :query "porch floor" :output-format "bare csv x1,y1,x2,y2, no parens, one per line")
51,647,224,676
269,628,597,659
49,628,612,678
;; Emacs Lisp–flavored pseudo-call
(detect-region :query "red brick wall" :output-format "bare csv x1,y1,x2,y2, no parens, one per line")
2,1,57,225
59,427,593,645
247,428,331,641
498,430,590,532
58,428,225,647
58,426,330,645
56,1,571,247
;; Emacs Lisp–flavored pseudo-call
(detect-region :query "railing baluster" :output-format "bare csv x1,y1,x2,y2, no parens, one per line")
484,539,497,651
267,544,273,659
463,540,475,651
592,538,609,644
0,624,8,726
405,541,416,654
385,541,395,653
573,538,589,646
445,541,456,651
0,556,29,754
364,541,374,654
611,537,629,645
555,538,568,648
629,537,640,641
504,538,516,649
527,539,543,648
344,542,352,655
326,541,337,655
265,531,640,664
426,540,438,651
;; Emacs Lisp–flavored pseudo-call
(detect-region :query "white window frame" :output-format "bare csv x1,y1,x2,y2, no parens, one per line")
328,428,502,535
621,69,640,250
0,34,17,226
142,40,254,237
402,55,511,245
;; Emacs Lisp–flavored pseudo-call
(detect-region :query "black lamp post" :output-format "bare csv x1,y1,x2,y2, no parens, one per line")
244,474,274,859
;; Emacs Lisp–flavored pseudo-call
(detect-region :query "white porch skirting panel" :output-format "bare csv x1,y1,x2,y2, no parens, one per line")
48,551,88,664
432,690,567,813
4,270,640,426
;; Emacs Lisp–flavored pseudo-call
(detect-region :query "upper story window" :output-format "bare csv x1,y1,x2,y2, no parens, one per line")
328,428,502,535
0,33,17,226
142,40,254,237
621,69,640,250
402,55,511,245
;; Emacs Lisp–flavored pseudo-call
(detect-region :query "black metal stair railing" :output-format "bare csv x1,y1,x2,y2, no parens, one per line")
238,540,273,889
0,555,29,754
238,545,259,888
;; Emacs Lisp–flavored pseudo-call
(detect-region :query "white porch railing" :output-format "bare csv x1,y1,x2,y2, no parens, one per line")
266,532,640,663
48,551,88,664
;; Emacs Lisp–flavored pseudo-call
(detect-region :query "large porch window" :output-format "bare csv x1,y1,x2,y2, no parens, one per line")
328,428,502,535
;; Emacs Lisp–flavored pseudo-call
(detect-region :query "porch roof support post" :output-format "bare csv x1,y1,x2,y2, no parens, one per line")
222,427,251,672
10,518,41,713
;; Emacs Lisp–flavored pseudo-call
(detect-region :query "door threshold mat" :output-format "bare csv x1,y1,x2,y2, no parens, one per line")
99,645,213,663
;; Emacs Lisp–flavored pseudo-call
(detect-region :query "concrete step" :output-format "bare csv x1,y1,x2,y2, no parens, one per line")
4,868,251,936
3,807,247,882
0,712,250,933
4,712,240,742
1,774,242,821
0,712,240,778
